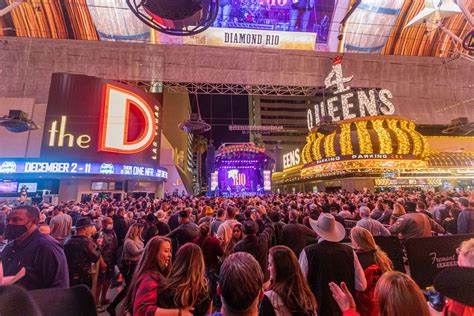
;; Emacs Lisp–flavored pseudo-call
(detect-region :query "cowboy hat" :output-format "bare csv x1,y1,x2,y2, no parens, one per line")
309,213,346,242
74,217,94,230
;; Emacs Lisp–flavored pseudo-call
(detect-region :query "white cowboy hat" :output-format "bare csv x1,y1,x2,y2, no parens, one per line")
309,213,346,242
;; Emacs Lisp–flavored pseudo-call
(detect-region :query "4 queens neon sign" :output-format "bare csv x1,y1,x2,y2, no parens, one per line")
48,83,160,158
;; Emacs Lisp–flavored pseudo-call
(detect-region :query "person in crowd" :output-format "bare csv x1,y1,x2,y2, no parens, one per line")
457,197,474,234
156,243,210,316
370,202,385,220
217,206,239,248
64,217,101,288
416,201,433,219
97,216,117,307
223,222,243,259
113,207,128,247
193,223,223,299
210,208,225,236
168,209,199,256
430,198,446,222
329,271,430,316
198,206,214,225
432,238,474,316
356,206,391,237
107,223,145,316
442,207,461,235
299,213,367,316
234,211,274,286
48,205,72,245
211,252,264,316
280,210,317,257
38,223,51,235
389,206,445,240
376,201,393,225
339,204,354,220
350,227,393,316
260,245,318,315
142,213,159,245
389,202,406,225
125,236,190,316
155,210,171,236
1,206,69,290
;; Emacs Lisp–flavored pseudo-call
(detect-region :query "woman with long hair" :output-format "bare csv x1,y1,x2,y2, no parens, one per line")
350,227,393,316
156,243,210,316
107,223,145,316
350,227,393,273
260,245,318,316
124,236,179,316
193,223,223,299
223,222,243,259
329,271,430,316
390,203,405,225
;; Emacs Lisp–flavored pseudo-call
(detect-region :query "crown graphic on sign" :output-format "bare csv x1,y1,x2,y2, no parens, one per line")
332,55,343,65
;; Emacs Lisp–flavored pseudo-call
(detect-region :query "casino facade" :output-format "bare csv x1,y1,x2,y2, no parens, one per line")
0,0,473,199
273,115,474,192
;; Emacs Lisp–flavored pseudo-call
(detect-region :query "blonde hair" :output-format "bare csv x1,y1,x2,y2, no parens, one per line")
125,223,143,241
392,203,406,217
459,238,474,267
351,227,393,273
375,272,430,316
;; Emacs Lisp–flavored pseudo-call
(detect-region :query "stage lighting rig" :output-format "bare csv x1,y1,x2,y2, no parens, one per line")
0,110,39,133
126,0,219,36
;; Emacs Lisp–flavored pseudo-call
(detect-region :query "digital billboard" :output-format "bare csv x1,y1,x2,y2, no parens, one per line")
0,0,471,57
41,73,162,166
0,160,168,180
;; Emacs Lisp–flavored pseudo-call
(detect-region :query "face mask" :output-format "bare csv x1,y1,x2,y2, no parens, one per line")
5,224,28,240
106,224,113,230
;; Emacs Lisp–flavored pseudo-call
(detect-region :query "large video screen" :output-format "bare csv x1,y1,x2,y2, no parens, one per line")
217,167,263,193
0,182,18,193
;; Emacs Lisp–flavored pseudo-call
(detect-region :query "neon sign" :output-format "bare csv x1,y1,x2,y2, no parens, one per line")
99,84,157,154
283,148,301,169
307,57,396,130
43,74,162,166
0,160,168,179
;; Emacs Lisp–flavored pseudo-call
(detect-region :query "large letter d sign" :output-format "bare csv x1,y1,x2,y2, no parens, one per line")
99,84,156,154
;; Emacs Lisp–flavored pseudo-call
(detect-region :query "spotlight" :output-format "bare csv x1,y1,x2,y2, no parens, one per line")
126,0,219,36
0,110,39,133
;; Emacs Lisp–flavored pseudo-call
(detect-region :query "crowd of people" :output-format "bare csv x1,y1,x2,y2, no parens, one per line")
0,189,473,316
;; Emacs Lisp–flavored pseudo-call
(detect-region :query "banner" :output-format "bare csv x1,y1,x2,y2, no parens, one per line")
405,234,474,288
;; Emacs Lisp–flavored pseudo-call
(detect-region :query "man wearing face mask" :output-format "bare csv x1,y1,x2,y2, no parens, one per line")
64,217,101,288
1,205,69,290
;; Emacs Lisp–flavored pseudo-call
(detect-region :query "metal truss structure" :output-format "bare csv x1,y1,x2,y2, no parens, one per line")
121,80,322,96
163,82,321,96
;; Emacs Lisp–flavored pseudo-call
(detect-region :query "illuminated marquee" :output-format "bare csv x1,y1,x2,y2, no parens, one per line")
0,160,168,179
283,148,302,169
42,74,162,166
99,84,157,154
307,57,395,130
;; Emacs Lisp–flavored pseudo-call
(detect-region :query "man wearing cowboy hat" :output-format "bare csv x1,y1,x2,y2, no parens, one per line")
64,217,101,288
299,213,367,316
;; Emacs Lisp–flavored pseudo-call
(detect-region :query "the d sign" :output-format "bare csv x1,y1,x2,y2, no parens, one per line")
99,84,156,154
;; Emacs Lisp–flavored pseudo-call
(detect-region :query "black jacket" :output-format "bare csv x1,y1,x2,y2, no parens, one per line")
112,215,127,246
64,235,100,275
233,217,274,282
280,221,317,257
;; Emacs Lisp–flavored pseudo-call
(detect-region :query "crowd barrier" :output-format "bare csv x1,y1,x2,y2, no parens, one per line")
405,234,474,288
